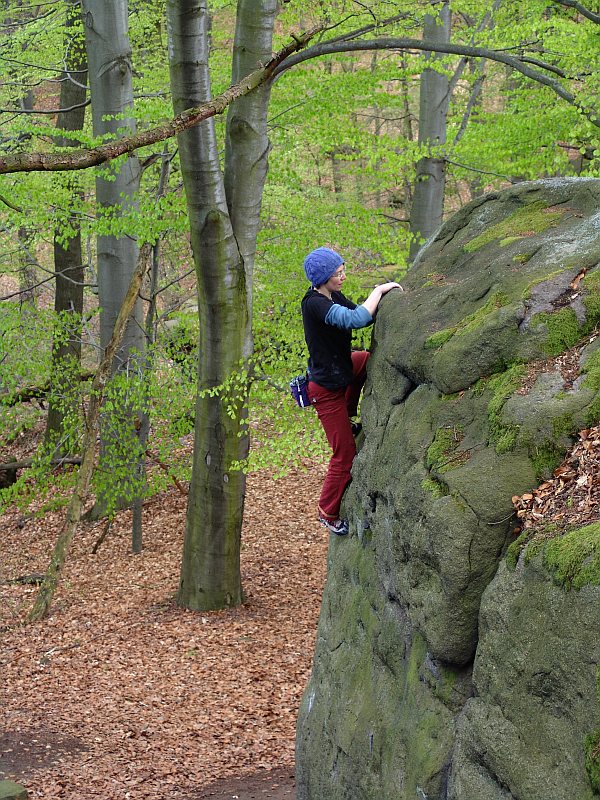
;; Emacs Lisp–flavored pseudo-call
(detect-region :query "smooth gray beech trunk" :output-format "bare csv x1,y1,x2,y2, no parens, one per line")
167,0,277,611
80,0,143,366
80,0,144,514
409,2,451,260
46,0,88,450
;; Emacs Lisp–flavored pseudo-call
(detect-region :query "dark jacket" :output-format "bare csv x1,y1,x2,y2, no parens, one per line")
301,289,358,390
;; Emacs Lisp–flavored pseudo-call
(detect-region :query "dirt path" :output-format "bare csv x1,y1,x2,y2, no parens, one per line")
1,465,328,799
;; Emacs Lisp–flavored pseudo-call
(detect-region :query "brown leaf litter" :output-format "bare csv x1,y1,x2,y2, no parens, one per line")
1,458,329,800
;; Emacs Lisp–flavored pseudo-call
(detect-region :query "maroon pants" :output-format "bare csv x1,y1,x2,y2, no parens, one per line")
308,350,369,520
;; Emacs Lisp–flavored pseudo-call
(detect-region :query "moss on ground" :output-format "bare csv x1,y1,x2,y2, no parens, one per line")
464,201,565,253
513,252,533,264
506,524,561,570
583,270,600,323
544,522,600,590
486,365,526,453
584,730,600,794
506,530,531,571
424,292,509,350
426,328,455,349
552,412,576,439
583,348,600,393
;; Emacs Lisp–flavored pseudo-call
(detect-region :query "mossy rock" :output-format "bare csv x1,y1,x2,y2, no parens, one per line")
374,179,600,395
449,556,600,800
0,782,28,800
298,179,600,800
463,200,565,252
543,522,600,590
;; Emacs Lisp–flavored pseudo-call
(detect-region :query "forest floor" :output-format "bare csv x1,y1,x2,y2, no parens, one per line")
2,340,598,800
1,442,329,800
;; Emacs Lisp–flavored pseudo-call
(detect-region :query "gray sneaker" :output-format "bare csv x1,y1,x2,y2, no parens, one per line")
319,516,349,536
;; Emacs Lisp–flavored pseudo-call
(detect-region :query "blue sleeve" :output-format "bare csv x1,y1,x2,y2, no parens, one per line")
324,303,373,330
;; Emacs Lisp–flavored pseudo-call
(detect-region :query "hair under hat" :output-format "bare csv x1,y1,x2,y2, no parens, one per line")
303,247,344,287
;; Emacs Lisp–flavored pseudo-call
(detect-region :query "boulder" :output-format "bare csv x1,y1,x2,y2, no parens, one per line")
296,178,600,800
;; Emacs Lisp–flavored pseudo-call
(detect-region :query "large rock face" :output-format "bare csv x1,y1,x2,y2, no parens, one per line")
296,178,600,800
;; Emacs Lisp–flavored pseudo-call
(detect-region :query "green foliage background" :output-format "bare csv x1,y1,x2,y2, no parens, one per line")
1,0,599,511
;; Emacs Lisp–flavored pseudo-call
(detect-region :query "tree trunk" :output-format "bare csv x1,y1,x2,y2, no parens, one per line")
167,0,276,611
81,0,142,366
17,226,36,304
80,0,144,513
409,2,451,260
132,144,172,554
46,0,88,451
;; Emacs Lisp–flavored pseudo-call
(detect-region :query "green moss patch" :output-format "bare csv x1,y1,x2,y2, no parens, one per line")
513,252,533,264
530,442,565,482
426,426,470,473
583,348,600,394
533,307,582,356
532,270,600,357
584,730,600,794
464,201,565,253
544,522,600,590
425,328,455,349
424,292,509,349
583,270,600,324
506,524,561,570
584,668,600,795
421,476,450,498
582,347,600,426
487,365,526,453
506,530,532,571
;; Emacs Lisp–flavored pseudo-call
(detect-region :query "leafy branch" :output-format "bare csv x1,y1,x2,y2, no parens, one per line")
0,27,322,175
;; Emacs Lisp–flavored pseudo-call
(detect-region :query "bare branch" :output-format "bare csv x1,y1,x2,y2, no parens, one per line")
550,0,600,24
445,157,517,182
1,372,94,406
272,37,599,128
0,193,23,212
0,99,91,115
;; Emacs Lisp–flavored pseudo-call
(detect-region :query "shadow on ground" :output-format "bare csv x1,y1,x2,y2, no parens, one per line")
193,768,295,799
0,728,87,779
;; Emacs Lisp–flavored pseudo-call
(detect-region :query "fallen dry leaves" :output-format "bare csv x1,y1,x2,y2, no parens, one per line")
1,454,329,799
512,424,600,532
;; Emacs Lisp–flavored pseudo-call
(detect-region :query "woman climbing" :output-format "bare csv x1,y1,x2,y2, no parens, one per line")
301,246,402,535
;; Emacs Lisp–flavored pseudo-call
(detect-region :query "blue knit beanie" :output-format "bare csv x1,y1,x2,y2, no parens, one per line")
303,247,344,287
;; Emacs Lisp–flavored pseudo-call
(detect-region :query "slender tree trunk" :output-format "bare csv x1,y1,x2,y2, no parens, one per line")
29,244,151,623
132,144,172,554
167,0,276,611
17,225,36,304
409,2,451,260
14,35,37,304
81,0,144,513
46,0,88,450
